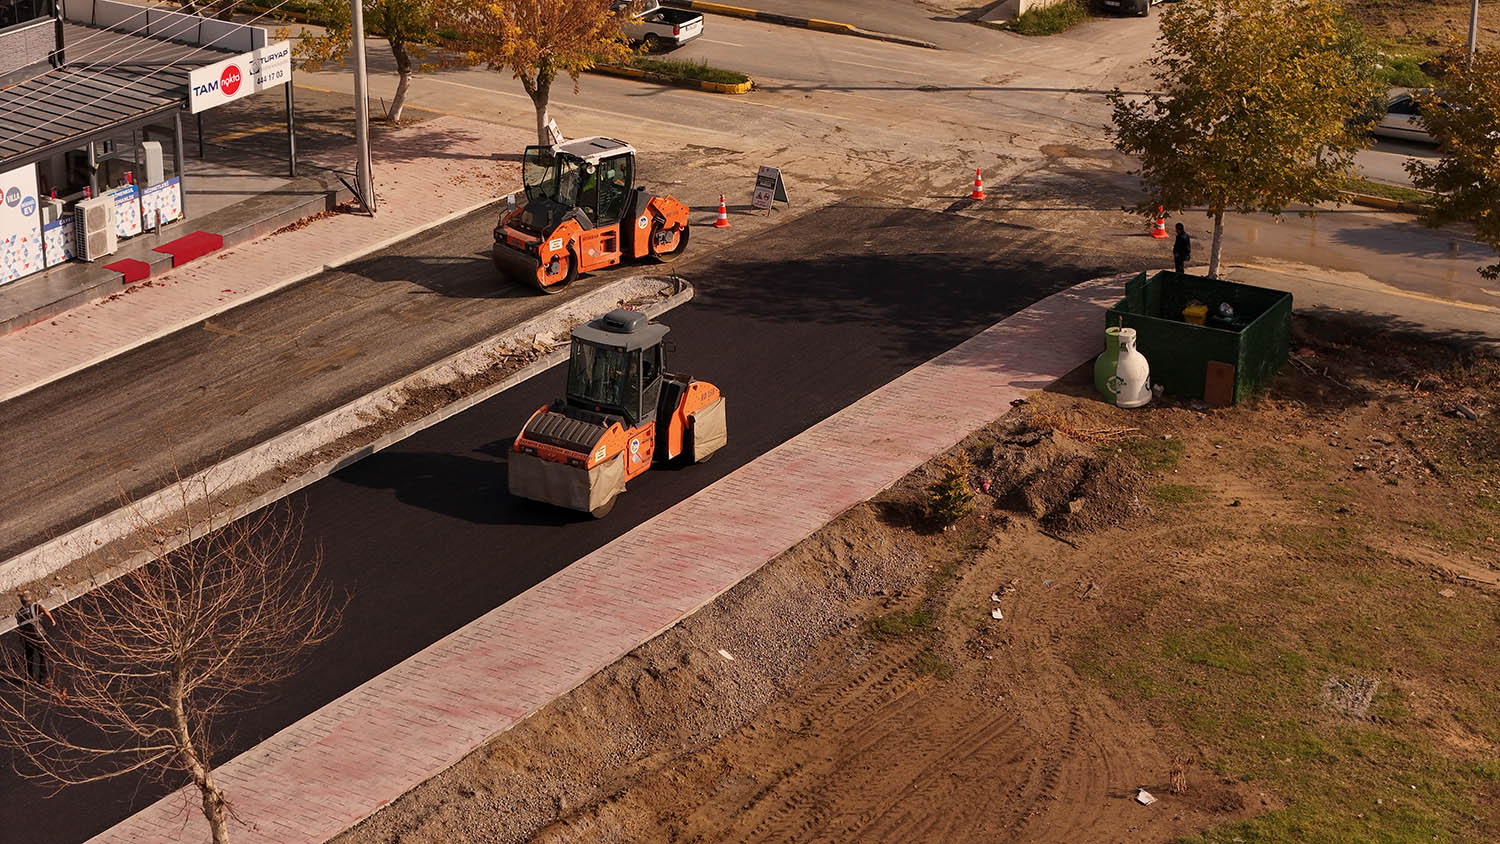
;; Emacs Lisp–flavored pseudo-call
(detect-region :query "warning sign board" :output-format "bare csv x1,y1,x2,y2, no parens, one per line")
751,165,789,210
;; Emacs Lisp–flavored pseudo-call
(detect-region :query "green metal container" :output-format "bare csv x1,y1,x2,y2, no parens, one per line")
1105,271,1292,404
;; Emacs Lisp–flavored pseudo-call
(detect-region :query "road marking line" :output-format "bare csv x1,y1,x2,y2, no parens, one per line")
210,125,286,143
701,37,745,46
832,58,915,73
418,76,734,134
1235,262,1500,314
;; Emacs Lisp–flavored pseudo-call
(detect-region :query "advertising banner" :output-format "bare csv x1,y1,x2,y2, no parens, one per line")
108,184,143,238
42,217,75,267
140,178,183,226
0,163,44,285
189,40,291,114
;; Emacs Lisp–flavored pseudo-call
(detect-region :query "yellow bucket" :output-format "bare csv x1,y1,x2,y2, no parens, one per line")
1182,303,1207,326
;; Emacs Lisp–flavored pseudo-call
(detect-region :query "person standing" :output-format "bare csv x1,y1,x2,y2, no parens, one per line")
15,591,55,685
1173,223,1191,278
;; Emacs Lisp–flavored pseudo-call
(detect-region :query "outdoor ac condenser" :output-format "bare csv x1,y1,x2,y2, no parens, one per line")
138,141,164,185
74,197,118,261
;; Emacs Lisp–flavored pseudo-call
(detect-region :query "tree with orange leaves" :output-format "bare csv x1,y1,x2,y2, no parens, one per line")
447,0,633,144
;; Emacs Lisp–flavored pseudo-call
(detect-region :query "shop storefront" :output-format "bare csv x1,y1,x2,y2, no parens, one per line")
0,0,290,286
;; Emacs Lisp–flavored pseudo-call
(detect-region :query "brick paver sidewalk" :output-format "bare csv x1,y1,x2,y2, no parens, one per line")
0,116,528,403
90,275,1128,844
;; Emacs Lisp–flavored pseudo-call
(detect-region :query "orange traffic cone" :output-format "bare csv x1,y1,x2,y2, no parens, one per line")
713,195,731,228
969,168,986,201
1151,206,1168,239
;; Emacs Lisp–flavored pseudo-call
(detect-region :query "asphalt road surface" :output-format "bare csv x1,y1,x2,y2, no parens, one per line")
1,202,1158,842
0,203,641,563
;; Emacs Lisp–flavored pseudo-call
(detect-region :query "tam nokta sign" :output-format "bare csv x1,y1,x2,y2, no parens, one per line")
188,41,292,114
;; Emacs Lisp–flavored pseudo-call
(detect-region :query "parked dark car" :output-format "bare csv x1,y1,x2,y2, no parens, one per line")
1096,0,1163,16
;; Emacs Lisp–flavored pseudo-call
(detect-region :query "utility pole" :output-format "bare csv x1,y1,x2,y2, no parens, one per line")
1469,0,1480,57
350,0,376,213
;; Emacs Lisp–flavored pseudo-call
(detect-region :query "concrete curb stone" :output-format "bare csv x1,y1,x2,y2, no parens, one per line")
592,63,754,94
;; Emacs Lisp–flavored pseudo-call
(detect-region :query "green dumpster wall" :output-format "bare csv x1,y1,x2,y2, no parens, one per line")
1106,271,1292,402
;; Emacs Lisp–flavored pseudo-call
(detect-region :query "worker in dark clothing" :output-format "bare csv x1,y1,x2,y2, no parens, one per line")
15,590,55,685
1173,223,1191,279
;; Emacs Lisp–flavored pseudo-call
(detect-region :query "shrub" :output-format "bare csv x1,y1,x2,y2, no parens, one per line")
928,454,975,527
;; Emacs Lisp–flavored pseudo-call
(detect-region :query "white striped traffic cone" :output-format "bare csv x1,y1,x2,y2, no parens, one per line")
713,194,731,228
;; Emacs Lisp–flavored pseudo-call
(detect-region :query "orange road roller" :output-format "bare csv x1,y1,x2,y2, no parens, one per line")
509,309,726,517
493,137,691,294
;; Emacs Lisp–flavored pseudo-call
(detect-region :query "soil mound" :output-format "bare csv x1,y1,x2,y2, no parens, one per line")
976,419,1146,534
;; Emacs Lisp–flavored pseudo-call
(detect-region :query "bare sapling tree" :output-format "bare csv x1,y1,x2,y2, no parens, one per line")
447,0,633,144
0,497,339,844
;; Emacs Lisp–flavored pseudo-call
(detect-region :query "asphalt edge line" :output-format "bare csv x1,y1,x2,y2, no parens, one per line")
0,192,515,406
591,63,754,94
664,0,939,48
0,280,695,636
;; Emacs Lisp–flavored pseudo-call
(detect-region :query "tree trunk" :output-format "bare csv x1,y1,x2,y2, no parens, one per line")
172,676,232,843
388,41,412,123
1208,209,1225,279
528,67,555,146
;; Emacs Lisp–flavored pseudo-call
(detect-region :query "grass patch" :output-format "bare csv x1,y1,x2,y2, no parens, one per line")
1001,0,1089,36
1077,535,1500,841
866,610,935,639
1377,53,1433,88
910,649,955,680
1151,484,1209,505
1344,177,1434,206
1116,436,1187,471
626,56,749,86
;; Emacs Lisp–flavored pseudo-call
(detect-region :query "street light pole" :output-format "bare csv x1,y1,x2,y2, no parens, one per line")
350,0,376,213
1470,0,1480,56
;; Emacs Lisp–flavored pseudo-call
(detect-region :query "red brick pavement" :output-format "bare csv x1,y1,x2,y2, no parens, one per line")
89,275,1128,844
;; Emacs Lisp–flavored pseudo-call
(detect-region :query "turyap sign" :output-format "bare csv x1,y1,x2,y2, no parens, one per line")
188,41,291,114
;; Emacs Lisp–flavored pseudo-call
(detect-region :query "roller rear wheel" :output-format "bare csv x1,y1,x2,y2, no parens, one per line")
650,221,690,263
536,247,578,294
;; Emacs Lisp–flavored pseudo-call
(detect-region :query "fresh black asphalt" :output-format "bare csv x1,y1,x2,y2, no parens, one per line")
3,202,1156,842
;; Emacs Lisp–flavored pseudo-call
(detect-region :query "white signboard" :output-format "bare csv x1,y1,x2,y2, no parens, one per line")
0,163,44,284
751,165,789,210
189,40,291,114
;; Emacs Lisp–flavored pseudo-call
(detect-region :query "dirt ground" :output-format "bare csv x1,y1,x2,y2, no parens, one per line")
336,314,1499,844
1346,0,1500,48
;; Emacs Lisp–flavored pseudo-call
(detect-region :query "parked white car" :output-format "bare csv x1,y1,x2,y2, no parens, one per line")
1372,88,1435,145
613,0,704,52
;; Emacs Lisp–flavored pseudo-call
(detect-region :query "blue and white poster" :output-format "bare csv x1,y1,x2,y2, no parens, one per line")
0,163,43,285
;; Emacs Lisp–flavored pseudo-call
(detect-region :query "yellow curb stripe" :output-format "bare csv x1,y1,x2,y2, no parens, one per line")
688,1,760,17
807,18,855,33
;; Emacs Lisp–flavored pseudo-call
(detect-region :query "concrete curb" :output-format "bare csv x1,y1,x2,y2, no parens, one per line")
0,279,695,636
664,0,939,48
1341,191,1430,216
0,191,513,406
592,63,754,94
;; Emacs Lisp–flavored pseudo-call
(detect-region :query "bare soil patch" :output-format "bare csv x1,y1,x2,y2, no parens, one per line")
337,313,1500,844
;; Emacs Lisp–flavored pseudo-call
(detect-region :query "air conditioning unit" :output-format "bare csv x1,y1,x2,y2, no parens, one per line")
39,197,66,225
138,141,165,185
74,197,118,261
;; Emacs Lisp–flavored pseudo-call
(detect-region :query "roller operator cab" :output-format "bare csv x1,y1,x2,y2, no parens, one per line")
492,137,691,294
508,309,727,518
